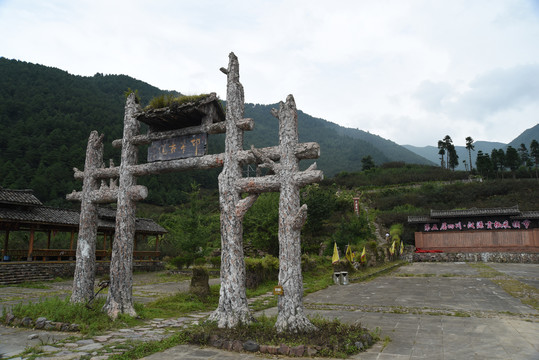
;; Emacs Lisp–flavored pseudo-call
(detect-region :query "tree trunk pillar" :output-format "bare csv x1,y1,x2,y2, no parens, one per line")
274,95,317,333
209,52,253,328
104,93,141,319
70,131,104,303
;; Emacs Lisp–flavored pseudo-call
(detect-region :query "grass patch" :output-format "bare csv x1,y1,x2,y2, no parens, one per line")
491,279,539,311
145,284,220,318
109,332,191,360
468,263,539,311
395,273,436,277
351,261,406,282
143,271,192,284
189,314,377,358
2,297,146,335
110,315,378,359
0,281,52,289
468,263,504,278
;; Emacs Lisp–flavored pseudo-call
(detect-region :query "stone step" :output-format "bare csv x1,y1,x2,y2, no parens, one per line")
0,274,54,285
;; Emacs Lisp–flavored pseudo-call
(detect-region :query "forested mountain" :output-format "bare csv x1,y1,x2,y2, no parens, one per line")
0,57,432,206
508,123,539,149
243,104,434,176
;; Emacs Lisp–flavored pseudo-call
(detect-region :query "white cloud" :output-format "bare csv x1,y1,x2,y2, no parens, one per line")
1,0,538,147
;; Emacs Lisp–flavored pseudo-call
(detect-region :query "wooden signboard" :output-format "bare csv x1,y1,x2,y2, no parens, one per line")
147,133,207,162
273,285,284,296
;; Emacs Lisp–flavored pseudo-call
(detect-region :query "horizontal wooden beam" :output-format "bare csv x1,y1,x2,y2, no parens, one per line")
74,142,320,179
235,170,324,193
66,185,147,203
112,118,254,148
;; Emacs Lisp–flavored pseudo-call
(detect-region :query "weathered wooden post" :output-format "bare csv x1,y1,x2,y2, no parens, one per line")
208,52,258,328
67,53,322,324
273,95,317,333
70,131,104,303
103,93,148,319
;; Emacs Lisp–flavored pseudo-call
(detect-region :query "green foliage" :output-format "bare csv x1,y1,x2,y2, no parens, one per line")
185,314,377,358
193,257,206,266
145,93,211,110
0,57,222,206
124,88,141,103
147,284,220,316
330,164,467,189
108,332,190,360
170,254,195,270
146,93,176,109
208,256,221,268
361,155,376,171
331,213,374,251
245,255,279,289
389,224,403,242
302,184,337,234
243,193,279,256
3,296,144,335
158,183,220,257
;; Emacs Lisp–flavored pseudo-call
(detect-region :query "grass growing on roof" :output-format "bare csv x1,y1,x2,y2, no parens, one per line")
145,93,211,110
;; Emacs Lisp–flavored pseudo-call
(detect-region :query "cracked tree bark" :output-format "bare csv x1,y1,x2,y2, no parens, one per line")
273,95,318,333
208,52,255,328
103,93,143,319
70,131,104,303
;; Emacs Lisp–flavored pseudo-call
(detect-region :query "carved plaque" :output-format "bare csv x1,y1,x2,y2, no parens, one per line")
147,133,207,162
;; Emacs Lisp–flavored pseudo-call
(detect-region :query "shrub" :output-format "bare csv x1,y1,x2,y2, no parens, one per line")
209,256,221,269
171,254,196,270
244,255,279,289
194,257,206,266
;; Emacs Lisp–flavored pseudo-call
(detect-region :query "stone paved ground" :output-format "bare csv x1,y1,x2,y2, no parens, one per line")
1,263,538,359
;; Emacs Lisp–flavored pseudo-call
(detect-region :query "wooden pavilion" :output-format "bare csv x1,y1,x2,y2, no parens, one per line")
408,206,539,253
0,188,166,261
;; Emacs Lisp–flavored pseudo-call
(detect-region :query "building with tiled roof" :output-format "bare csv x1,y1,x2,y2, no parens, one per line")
408,206,539,253
0,188,166,261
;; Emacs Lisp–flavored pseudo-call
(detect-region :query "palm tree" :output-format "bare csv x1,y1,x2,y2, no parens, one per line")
465,136,475,172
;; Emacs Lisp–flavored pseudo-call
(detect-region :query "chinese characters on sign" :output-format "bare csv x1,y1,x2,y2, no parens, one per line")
353,198,360,216
148,133,207,162
424,219,532,232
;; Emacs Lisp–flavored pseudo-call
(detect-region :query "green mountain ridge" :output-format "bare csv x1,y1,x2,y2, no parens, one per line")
0,57,438,205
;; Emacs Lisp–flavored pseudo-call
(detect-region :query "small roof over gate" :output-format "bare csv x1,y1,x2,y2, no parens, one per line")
136,92,225,132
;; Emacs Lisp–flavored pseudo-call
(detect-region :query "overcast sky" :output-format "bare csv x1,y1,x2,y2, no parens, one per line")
1,0,538,147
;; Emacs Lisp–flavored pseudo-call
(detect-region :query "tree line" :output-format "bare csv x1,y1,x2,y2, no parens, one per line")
476,140,539,179
436,134,539,179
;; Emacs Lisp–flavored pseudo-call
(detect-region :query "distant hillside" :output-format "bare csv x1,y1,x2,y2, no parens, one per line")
404,140,510,171
0,57,432,205
508,123,539,149
243,104,434,176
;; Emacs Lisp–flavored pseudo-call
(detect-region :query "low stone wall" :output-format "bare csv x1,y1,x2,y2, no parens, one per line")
0,261,164,285
412,252,539,263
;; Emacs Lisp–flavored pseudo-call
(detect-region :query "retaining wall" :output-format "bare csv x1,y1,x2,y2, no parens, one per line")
412,252,539,263
0,261,164,285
